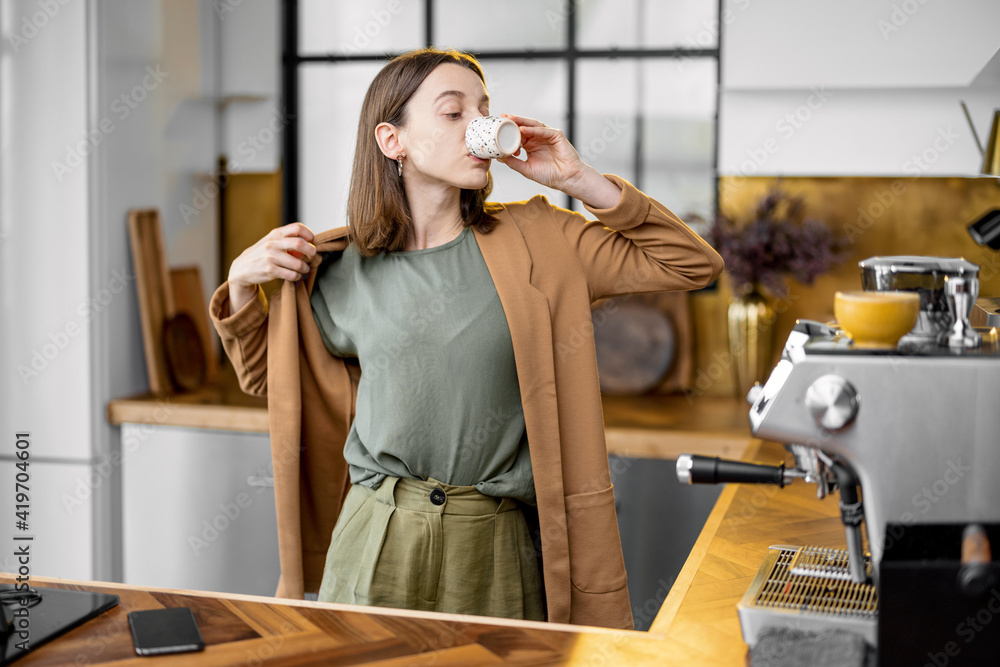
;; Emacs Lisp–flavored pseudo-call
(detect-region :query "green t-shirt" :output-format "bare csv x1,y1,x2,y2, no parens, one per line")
309,226,536,506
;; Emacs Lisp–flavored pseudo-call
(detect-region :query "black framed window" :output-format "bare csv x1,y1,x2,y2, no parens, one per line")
283,0,720,232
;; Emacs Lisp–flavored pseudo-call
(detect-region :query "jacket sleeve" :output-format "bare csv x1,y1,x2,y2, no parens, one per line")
543,173,724,302
209,281,271,396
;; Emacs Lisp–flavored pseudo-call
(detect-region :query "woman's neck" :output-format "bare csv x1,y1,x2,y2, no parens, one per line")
402,177,465,251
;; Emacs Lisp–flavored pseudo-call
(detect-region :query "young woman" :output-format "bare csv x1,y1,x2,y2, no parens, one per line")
211,47,723,630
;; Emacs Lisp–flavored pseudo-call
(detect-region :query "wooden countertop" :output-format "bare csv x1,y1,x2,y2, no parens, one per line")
3,440,851,666
107,363,749,460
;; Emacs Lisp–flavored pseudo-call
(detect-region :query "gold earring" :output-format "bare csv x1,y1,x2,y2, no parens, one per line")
396,154,404,177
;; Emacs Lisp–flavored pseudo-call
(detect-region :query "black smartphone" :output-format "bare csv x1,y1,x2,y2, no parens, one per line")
127,607,205,656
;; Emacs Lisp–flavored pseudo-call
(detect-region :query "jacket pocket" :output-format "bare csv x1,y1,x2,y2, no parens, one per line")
565,484,628,594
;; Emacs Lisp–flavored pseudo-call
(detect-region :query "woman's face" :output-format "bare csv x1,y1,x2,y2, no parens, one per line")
394,62,492,190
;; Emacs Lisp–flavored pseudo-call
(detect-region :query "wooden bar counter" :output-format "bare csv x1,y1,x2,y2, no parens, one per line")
3,440,853,666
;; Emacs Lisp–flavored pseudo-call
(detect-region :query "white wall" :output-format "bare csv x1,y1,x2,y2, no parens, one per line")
719,0,1000,176
0,0,98,579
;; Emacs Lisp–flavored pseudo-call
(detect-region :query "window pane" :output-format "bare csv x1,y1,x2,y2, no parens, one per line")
434,0,566,51
576,60,640,187
641,58,716,223
576,57,716,222
478,59,568,206
299,0,423,55
299,62,384,231
576,0,719,50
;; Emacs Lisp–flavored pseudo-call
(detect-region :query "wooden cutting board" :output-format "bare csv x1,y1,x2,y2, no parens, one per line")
127,209,175,395
170,265,218,383
162,312,207,391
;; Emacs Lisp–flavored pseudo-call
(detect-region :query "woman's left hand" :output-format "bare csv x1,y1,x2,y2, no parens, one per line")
497,113,621,209
496,114,586,190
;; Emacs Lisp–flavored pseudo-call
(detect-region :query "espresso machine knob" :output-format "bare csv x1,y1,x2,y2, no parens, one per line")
804,375,859,431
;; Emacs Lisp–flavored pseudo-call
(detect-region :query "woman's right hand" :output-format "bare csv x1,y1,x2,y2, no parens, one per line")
227,223,316,312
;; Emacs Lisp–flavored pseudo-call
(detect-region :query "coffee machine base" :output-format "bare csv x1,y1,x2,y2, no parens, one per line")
738,545,878,649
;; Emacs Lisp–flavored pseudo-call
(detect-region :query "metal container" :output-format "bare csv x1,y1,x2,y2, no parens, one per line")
858,255,979,343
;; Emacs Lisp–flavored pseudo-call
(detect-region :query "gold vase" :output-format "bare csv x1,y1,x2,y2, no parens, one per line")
727,284,776,400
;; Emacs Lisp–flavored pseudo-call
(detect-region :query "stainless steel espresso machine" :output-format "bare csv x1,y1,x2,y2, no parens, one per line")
676,256,1000,665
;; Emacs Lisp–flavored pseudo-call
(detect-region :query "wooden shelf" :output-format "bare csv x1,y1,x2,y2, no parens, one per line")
108,369,753,460
106,362,268,433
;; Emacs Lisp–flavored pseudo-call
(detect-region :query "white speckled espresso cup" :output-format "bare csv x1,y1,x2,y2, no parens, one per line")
465,116,522,159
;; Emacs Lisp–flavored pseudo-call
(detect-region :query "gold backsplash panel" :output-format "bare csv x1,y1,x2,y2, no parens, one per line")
222,170,283,295
688,176,1000,398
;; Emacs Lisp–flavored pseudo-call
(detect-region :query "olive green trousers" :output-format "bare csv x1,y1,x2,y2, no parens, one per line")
317,475,545,621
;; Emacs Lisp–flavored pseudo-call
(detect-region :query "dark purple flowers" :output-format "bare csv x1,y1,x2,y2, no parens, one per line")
703,186,849,298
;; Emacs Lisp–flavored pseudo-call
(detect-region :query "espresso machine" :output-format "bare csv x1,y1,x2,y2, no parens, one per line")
676,256,1000,665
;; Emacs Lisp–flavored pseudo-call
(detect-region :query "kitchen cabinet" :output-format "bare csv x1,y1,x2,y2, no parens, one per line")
610,456,722,632
719,88,995,177
120,423,279,597
0,460,100,582
718,0,1000,177
722,0,999,90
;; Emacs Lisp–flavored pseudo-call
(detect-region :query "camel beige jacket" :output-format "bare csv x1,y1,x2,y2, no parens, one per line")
209,174,724,630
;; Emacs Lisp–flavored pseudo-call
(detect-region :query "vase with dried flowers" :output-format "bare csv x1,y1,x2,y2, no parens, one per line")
705,185,848,398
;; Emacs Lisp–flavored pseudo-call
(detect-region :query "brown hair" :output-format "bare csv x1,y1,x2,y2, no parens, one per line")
346,47,500,257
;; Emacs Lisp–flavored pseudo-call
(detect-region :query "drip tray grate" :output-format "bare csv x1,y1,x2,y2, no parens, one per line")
737,545,878,647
